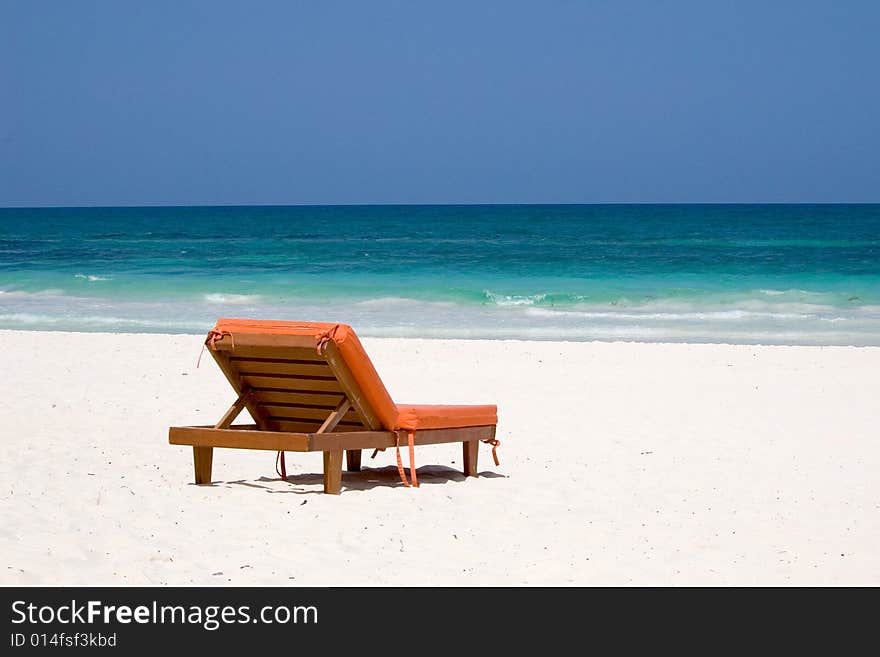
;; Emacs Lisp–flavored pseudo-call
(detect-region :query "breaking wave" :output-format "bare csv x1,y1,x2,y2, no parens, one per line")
74,274,111,282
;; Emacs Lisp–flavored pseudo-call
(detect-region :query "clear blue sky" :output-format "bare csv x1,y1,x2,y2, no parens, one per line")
2,1,878,206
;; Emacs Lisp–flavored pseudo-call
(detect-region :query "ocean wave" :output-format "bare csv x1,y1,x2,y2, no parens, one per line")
482,291,546,306
0,288,67,298
2,284,879,345
647,238,880,248
482,290,592,306
360,323,662,340
0,313,199,329
754,288,845,300
355,296,456,308
523,307,811,321
203,293,262,304
479,289,865,311
74,273,111,282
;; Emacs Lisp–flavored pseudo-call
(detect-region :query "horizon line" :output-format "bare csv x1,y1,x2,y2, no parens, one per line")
2,201,880,211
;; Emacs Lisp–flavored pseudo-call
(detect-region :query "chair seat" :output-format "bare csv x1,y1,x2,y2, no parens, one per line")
395,404,498,431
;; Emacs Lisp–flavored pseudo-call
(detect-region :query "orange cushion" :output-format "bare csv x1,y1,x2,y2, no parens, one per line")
210,319,498,433
395,404,498,431
212,319,399,430
214,318,341,336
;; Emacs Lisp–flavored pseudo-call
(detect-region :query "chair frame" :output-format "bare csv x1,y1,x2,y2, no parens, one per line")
168,331,496,494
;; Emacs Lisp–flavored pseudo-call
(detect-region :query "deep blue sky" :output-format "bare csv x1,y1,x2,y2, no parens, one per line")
2,1,879,206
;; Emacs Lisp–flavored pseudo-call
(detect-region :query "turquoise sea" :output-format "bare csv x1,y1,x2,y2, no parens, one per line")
1,204,879,345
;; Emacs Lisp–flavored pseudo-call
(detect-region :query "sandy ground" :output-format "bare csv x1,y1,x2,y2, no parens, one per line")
1,329,878,585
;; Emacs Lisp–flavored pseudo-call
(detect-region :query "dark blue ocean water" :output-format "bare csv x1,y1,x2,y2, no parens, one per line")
1,204,879,344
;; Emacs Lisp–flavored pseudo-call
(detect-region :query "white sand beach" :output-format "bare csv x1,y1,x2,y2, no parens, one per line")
1,329,878,586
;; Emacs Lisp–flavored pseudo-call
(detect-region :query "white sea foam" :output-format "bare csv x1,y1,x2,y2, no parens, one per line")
483,290,547,306
360,323,661,340
0,313,203,330
0,288,67,298
203,293,262,304
74,274,111,282
523,306,812,321
355,296,456,308
3,284,880,345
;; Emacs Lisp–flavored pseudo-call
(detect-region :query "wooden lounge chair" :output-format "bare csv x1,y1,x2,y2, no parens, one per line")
168,319,500,494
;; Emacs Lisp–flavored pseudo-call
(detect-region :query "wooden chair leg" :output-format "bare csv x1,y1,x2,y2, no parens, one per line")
323,450,343,494
346,449,362,472
193,446,213,484
463,440,479,477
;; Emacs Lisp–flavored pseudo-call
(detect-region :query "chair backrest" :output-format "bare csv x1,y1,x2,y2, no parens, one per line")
206,318,399,433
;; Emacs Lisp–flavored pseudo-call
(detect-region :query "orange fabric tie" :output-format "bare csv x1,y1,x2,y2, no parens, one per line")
408,431,419,487
394,432,410,487
394,431,419,488
197,329,234,367
316,324,342,355
482,438,501,466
